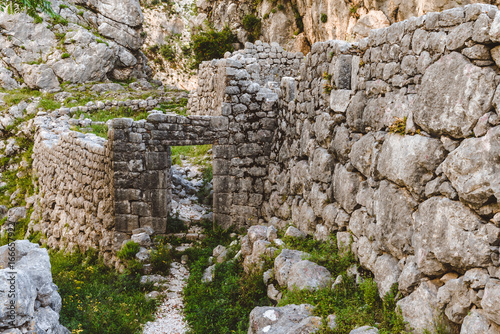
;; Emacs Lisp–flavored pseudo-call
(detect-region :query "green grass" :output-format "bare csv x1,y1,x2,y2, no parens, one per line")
51,249,157,334
157,99,188,116
277,235,407,333
39,98,61,110
1,87,42,105
182,222,268,334
171,144,211,166
74,107,149,123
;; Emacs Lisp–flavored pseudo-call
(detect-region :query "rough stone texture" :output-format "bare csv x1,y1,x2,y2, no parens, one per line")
274,249,308,287
0,241,68,333
376,134,446,196
481,279,500,325
441,126,500,209
413,197,496,275
287,260,332,291
247,304,320,334
460,309,500,334
397,281,445,334
413,52,496,139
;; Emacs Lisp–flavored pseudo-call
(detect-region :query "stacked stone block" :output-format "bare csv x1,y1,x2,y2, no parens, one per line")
188,41,304,116
109,113,229,234
32,116,116,264
262,4,500,331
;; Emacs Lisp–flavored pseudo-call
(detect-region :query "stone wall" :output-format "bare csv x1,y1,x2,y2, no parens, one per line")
30,4,500,329
32,116,116,264
187,41,303,116
259,3,500,331
108,113,228,236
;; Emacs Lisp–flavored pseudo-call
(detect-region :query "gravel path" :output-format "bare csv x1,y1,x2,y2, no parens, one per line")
143,261,190,334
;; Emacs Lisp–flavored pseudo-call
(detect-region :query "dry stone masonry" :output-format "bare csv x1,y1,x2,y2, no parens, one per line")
31,4,500,331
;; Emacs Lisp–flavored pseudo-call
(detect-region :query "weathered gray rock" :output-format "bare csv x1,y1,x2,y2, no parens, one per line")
441,126,500,208
349,133,379,179
310,148,333,183
287,260,332,291
376,134,446,195
413,197,496,275
413,52,496,138
247,304,319,334
398,258,422,295
285,226,306,239
23,64,60,92
397,281,446,334
460,309,500,333
481,279,500,325
274,249,308,287
0,269,36,327
373,254,401,297
437,277,471,324
349,326,379,334
333,164,363,214
202,264,215,283
374,181,418,259
213,245,228,263
463,268,490,289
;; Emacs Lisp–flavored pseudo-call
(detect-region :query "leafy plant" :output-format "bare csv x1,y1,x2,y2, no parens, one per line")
242,14,262,43
117,241,140,260
61,53,70,59
160,44,176,61
191,26,237,68
51,250,157,333
321,13,328,23
388,116,407,135
0,0,54,18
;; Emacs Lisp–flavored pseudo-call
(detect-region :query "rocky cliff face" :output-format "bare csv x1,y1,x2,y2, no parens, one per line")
195,0,500,53
0,0,151,92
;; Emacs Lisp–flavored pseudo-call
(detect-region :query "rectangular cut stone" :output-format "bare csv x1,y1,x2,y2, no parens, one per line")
330,90,352,113
145,152,170,170
115,214,139,232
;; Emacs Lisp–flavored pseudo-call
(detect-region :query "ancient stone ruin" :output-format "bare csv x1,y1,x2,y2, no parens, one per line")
30,3,500,331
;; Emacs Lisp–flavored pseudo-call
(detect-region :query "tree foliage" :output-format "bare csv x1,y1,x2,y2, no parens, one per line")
191,25,237,68
0,0,54,18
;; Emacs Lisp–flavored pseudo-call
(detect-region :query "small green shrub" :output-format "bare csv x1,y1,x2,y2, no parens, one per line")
191,26,237,68
117,241,140,260
150,239,173,274
160,44,176,61
277,4,284,10
242,14,262,43
166,213,188,234
388,116,407,135
59,4,68,9
61,53,70,59
263,12,269,20
322,72,332,81
321,13,328,23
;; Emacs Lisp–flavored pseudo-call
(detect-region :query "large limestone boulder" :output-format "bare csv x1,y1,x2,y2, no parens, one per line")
460,309,500,334
352,11,390,38
441,126,500,209
376,134,446,196
413,52,496,139
287,260,332,291
274,249,308,287
373,181,418,260
0,270,36,327
436,277,472,324
0,241,69,332
248,304,321,334
481,279,500,326
397,281,448,334
412,197,497,275
333,164,363,214
73,0,143,27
